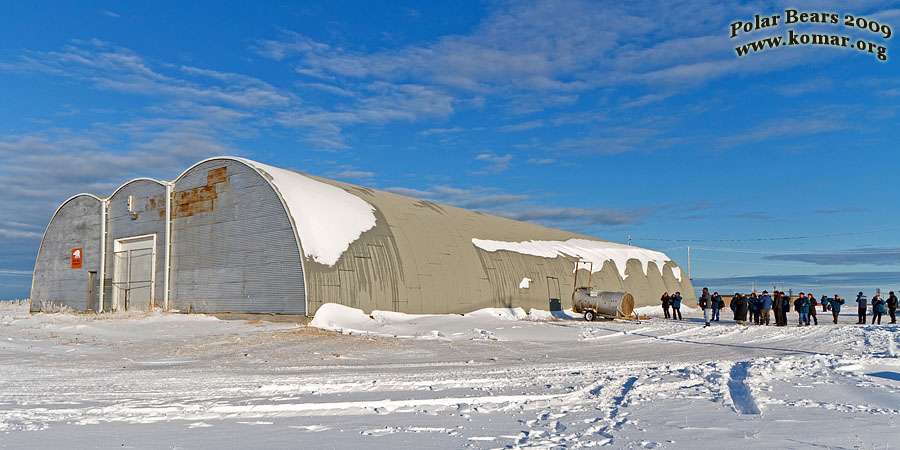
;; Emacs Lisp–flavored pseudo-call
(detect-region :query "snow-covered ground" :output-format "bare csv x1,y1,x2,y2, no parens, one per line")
1,300,898,449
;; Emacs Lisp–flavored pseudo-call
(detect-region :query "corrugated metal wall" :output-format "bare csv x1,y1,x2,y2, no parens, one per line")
31,157,692,317
30,195,103,312
299,175,695,316
169,159,306,314
105,180,168,310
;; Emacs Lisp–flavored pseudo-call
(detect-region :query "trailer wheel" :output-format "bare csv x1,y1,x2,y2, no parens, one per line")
584,311,595,322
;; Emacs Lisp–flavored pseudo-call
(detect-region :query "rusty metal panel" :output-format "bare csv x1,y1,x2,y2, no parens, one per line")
30,195,103,312
170,159,305,314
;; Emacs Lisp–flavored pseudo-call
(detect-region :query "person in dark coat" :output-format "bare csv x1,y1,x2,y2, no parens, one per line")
872,295,886,325
829,295,844,324
732,293,748,325
822,294,828,313
699,287,712,327
773,291,783,326
807,293,818,325
781,292,791,326
856,292,868,324
887,291,898,324
671,292,683,320
661,292,671,319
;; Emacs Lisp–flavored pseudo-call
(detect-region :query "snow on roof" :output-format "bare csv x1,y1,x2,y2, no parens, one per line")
243,159,377,266
471,238,676,281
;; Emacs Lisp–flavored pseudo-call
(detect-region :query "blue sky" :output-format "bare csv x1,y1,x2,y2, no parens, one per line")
1,0,899,300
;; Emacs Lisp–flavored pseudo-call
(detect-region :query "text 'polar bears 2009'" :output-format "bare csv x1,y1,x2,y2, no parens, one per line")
471,238,678,281
244,159,377,266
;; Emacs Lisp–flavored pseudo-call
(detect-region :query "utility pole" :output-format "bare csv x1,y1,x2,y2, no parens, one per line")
687,246,691,280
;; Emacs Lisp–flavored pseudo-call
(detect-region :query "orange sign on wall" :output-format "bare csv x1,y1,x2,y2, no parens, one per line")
71,248,82,269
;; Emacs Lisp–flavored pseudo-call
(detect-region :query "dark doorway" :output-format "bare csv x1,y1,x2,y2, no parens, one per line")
547,276,561,311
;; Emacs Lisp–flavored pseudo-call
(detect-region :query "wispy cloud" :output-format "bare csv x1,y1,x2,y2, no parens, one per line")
717,115,850,148
502,206,639,227
326,167,375,180
814,207,868,215
474,152,513,173
384,183,642,230
417,126,465,136
499,120,543,132
734,212,772,221
764,247,900,266
0,269,34,276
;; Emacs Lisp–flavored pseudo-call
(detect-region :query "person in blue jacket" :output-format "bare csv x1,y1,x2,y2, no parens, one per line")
671,292,683,320
759,291,773,326
872,295,886,325
795,292,809,326
747,293,760,324
856,292,868,324
711,291,722,322
829,295,844,324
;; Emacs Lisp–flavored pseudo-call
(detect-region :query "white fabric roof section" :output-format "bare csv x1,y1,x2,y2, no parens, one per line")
244,159,377,266
471,238,676,281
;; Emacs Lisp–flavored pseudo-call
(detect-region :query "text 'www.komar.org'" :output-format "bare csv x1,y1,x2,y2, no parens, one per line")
731,9,891,61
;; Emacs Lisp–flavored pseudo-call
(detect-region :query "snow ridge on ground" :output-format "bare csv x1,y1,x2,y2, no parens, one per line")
1,301,899,449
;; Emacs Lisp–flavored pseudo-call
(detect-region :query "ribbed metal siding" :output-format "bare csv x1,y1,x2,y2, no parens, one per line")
105,180,167,310
170,159,305,314
301,174,695,316
30,195,103,312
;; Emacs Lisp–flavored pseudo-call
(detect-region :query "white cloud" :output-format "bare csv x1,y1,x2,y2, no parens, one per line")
474,153,513,173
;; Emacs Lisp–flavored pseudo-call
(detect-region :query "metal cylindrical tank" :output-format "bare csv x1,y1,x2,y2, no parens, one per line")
573,289,634,317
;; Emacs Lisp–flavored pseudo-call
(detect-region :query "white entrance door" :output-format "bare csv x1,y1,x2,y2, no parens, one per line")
112,235,156,311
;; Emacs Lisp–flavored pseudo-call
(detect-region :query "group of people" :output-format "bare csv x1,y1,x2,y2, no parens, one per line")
659,288,900,327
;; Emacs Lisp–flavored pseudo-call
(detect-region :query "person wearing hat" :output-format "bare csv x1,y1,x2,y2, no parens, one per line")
856,292,868,325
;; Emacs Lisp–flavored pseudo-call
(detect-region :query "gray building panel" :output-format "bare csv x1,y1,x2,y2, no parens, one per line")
169,159,306,314
30,195,103,312
105,179,168,310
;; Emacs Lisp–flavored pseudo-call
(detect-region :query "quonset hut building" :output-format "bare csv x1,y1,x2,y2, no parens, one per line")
30,157,694,316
